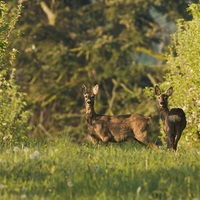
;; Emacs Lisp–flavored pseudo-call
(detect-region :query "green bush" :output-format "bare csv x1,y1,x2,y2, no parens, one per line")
0,2,31,143
158,4,200,143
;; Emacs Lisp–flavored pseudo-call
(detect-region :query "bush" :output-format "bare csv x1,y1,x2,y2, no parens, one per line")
0,2,31,143
159,3,200,143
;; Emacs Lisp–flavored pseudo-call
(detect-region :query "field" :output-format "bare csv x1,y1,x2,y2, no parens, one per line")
0,136,200,200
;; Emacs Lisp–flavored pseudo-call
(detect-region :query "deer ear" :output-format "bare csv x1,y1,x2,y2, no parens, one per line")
155,85,161,96
166,87,173,96
82,84,88,93
93,84,99,95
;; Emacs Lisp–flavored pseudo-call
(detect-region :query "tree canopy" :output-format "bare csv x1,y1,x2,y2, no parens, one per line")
3,0,199,141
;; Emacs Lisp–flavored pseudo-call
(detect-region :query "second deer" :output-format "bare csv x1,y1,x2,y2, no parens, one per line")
82,84,157,149
154,85,186,150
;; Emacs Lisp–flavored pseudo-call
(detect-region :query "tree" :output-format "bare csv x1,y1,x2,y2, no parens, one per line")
0,2,30,144
10,0,198,139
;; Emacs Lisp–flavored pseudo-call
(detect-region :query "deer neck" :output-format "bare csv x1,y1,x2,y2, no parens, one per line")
85,104,96,125
159,106,169,123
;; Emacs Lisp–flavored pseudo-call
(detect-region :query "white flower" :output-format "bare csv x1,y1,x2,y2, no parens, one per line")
23,147,29,153
13,146,20,152
67,180,74,187
6,149,11,154
3,134,12,141
32,44,36,50
3,136,7,141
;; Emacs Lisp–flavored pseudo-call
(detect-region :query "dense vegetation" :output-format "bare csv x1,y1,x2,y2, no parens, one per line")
0,1,200,199
0,2,30,142
144,4,200,143
163,4,200,142
6,0,198,141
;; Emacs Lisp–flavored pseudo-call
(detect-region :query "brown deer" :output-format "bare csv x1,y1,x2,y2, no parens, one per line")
154,85,186,150
82,84,157,149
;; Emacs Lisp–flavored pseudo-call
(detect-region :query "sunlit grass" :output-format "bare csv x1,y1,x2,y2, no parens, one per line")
0,136,200,200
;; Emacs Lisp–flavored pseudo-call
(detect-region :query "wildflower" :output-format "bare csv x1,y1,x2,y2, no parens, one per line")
3,134,12,141
67,180,74,187
23,147,29,153
3,136,7,141
32,44,36,50
13,146,20,152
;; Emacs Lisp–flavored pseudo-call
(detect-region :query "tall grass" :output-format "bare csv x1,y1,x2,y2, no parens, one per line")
0,136,200,200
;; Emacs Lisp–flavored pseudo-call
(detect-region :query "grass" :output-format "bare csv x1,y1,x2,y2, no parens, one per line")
0,136,200,200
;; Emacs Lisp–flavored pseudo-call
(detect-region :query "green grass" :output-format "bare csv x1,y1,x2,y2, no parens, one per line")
0,136,200,200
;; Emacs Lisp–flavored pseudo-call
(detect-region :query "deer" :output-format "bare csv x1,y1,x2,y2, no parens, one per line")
82,84,158,149
154,85,186,150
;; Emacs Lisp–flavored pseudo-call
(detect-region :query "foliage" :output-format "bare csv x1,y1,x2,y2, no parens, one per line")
0,2,30,143
160,3,200,142
0,135,200,199
9,0,198,139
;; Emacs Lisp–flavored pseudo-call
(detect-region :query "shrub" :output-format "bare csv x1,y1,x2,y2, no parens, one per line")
159,3,200,143
0,2,31,144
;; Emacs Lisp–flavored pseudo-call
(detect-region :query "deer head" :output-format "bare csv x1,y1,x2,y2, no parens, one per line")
82,84,99,107
155,85,173,109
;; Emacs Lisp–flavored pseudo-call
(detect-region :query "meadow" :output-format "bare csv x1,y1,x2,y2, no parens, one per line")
0,136,200,200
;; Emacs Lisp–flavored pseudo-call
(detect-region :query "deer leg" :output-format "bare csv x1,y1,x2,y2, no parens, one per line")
98,130,113,145
100,135,109,143
173,132,182,151
134,131,158,149
134,131,148,144
88,134,99,145
166,132,173,149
